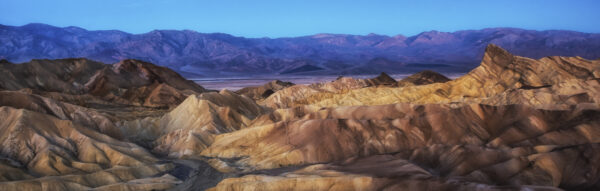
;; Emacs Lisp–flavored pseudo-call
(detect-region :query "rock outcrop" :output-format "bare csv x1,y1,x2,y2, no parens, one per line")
308,72,397,93
0,58,205,109
397,70,450,86
264,44,600,109
263,72,398,108
235,80,294,100
118,90,266,158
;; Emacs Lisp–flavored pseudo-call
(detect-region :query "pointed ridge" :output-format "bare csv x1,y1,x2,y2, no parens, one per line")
171,94,201,112
484,44,512,57
112,59,151,71
397,70,450,86
219,89,235,95
373,72,397,84
480,44,515,69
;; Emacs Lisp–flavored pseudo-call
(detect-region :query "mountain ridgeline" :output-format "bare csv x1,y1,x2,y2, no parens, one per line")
1,23,600,76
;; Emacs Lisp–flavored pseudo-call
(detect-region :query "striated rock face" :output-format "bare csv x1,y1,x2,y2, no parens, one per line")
309,72,398,93
203,106,600,190
202,103,600,169
152,90,265,158
0,90,123,139
208,151,582,191
0,59,208,190
106,59,205,94
198,44,600,190
0,106,180,190
263,44,600,109
0,164,178,191
118,90,267,158
0,58,205,109
0,58,106,94
83,59,206,108
263,72,398,108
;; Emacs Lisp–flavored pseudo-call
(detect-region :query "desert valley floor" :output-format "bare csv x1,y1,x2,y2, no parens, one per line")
0,44,600,191
190,73,466,91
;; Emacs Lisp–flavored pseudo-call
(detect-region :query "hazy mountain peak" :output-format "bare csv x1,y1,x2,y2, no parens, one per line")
1,23,599,76
311,33,349,38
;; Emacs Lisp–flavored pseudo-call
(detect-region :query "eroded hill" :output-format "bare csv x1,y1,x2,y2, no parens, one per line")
201,44,600,191
0,44,599,191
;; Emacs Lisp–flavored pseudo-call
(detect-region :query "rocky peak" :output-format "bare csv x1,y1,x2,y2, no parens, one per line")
112,59,205,92
266,80,294,88
467,44,599,91
235,80,295,100
368,72,397,86
397,70,450,86
0,59,10,65
112,59,155,77
480,44,515,69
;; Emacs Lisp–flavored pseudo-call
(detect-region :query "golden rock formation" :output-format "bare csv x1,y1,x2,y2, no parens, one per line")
263,72,398,108
118,90,266,158
200,44,600,190
264,44,600,109
0,59,206,190
0,106,180,190
202,103,600,170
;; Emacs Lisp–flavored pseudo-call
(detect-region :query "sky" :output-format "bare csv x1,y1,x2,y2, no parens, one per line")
1,0,599,38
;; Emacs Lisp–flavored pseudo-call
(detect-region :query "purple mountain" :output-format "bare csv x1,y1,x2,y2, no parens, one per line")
1,23,599,76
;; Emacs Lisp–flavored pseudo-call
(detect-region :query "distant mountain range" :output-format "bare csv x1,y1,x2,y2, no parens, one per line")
1,23,599,76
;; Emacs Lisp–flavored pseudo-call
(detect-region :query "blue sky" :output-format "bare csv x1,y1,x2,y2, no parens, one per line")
1,0,599,38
